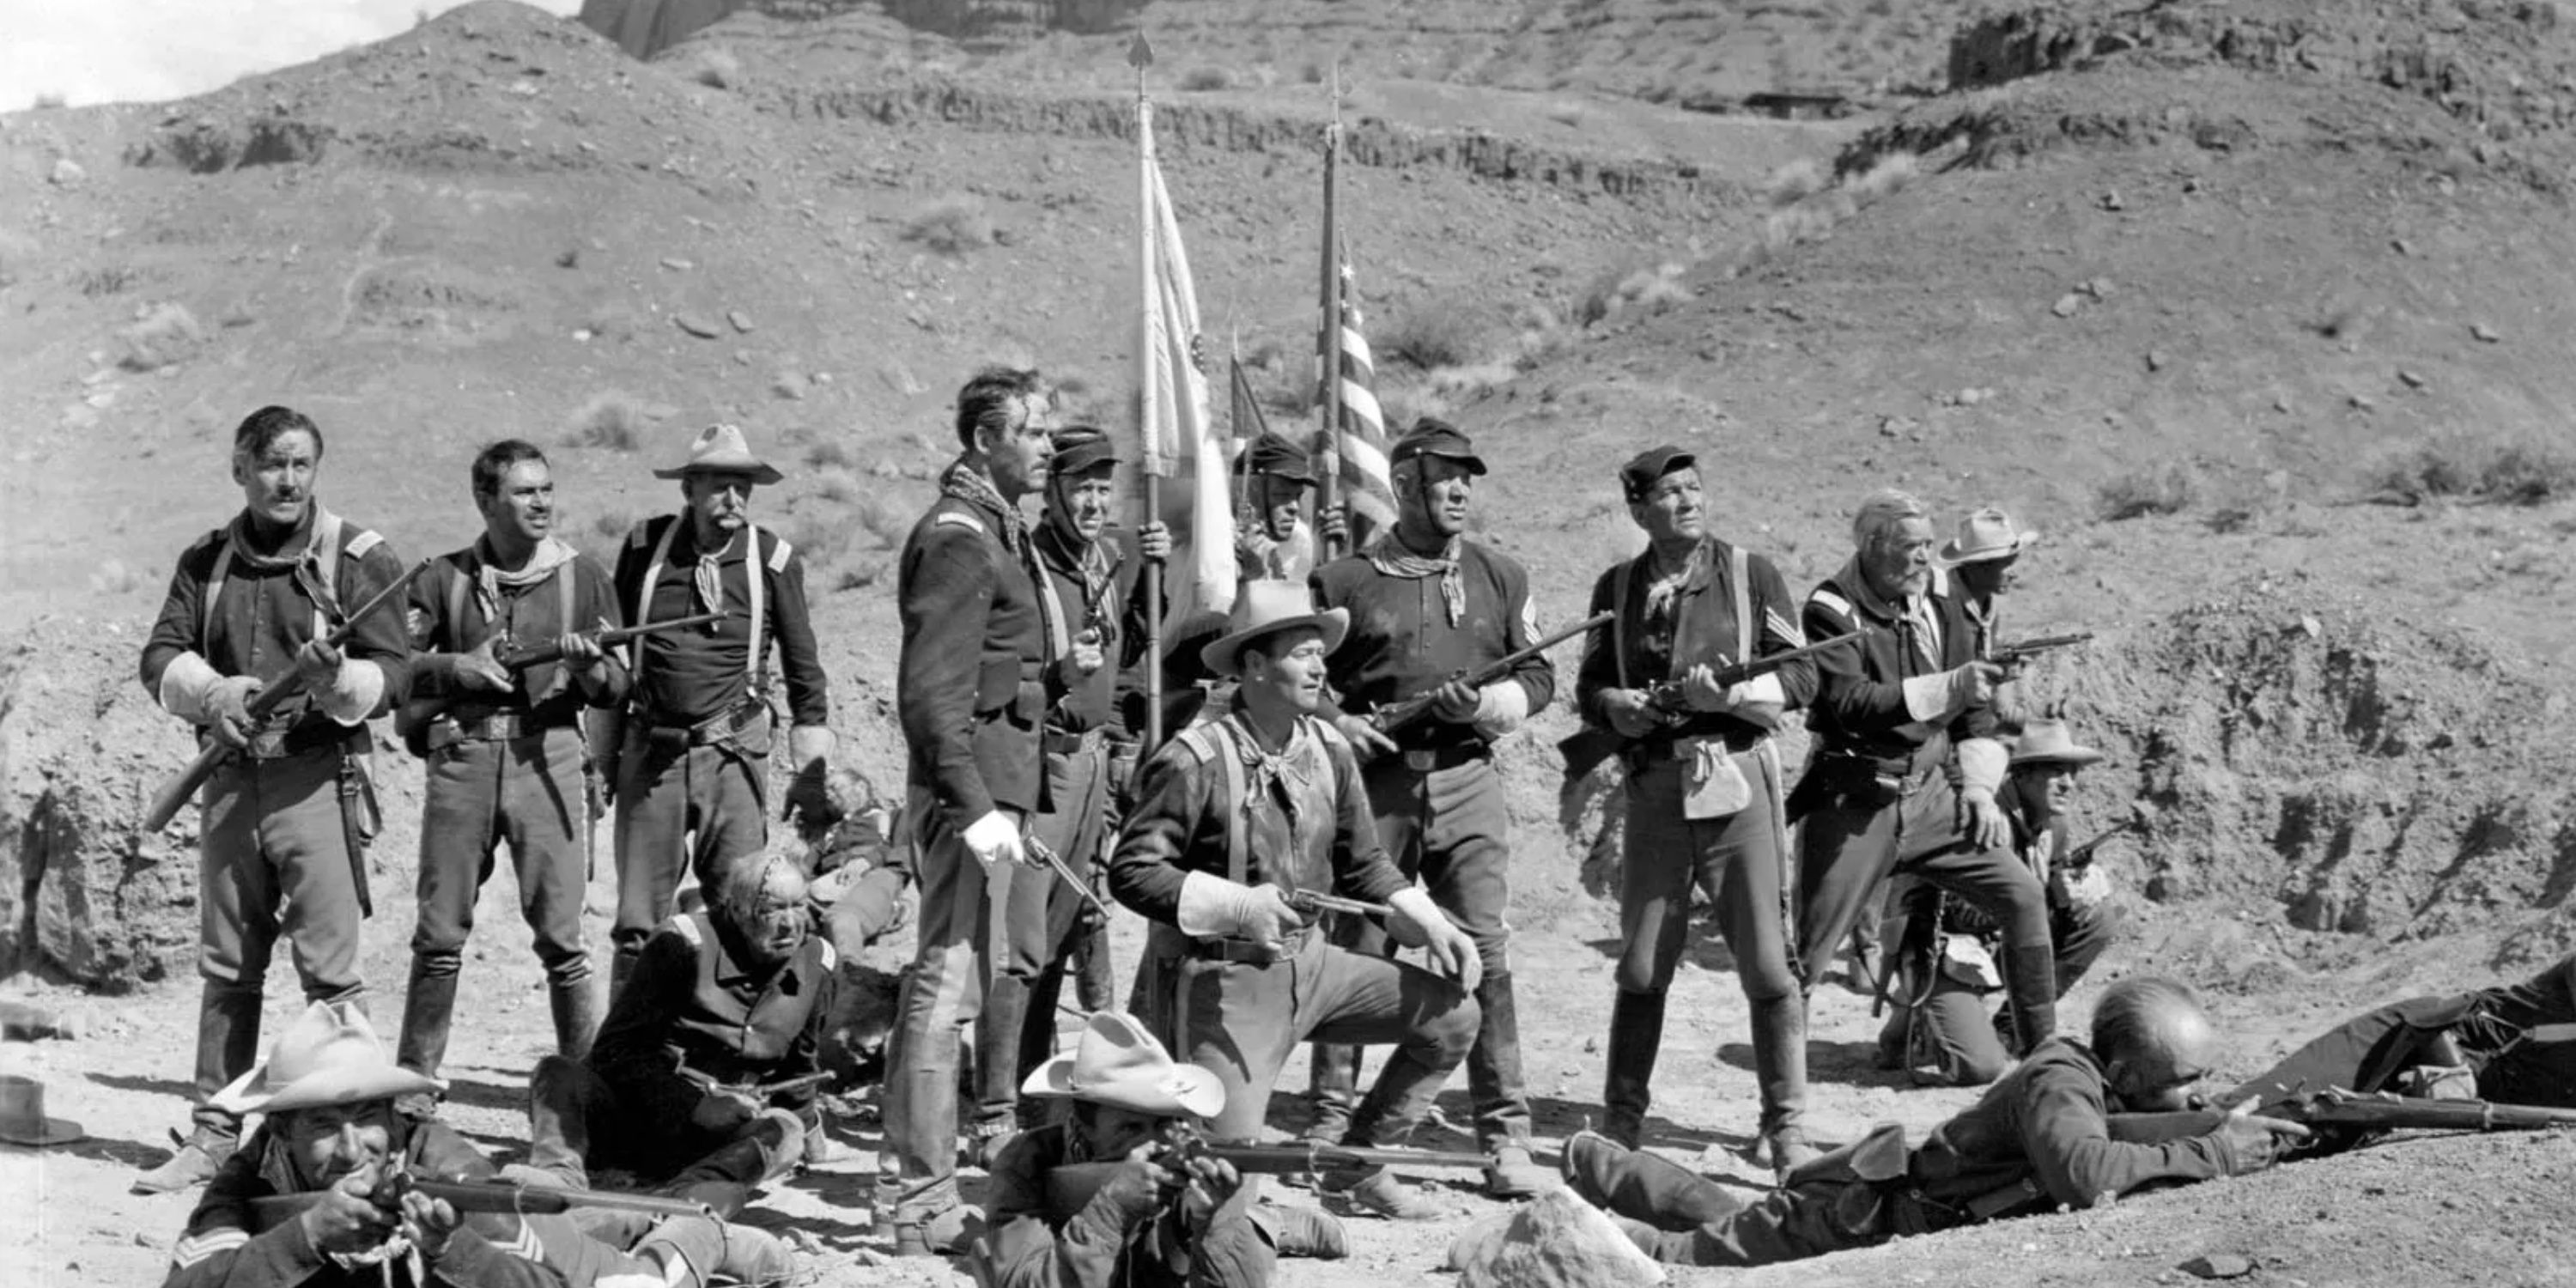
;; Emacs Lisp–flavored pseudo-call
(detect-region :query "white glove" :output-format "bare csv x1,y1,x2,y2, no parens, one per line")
1388,888,1482,992
962,811,1024,870
1176,873,1305,943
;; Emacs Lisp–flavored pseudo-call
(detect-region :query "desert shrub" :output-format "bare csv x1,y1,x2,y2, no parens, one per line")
1578,262,1692,327
2095,465,2196,520
1845,150,1918,204
689,46,742,90
79,265,139,297
1180,67,1232,92
32,91,67,110
1299,62,1326,84
806,440,857,471
1375,303,1485,371
566,391,648,452
2363,434,2576,506
1765,190,1857,250
592,510,635,543
900,195,993,255
119,302,207,371
1546,101,1586,129
1762,157,1829,208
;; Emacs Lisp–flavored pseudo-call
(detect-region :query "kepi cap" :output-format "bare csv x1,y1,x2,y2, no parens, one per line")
1242,432,1316,484
1050,425,1120,477
1388,418,1487,477
1619,445,1698,501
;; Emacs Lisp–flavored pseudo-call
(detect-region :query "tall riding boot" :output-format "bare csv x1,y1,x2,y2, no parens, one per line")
136,981,259,1194
1560,1130,1743,1229
607,945,639,1007
396,956,461,1077
1749,994,1815,1172
1470,971,1548,1197
1601,989,1667,1150
971,973,1033,1151
2001,940,2059,1054
526,1055,598,1182
550,973,602,1063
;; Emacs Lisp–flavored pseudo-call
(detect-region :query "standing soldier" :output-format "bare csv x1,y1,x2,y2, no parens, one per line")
1938,506,2036,659
394,440,627,1084
969,424,1168,1161
1108,581,1484,1221
602,423,833,994
880,368,1056,1255
1234,430,1338,583
1573,447,1820,1169
136,404,413,1193
1305,418,1556,1200
1791,490,2058,1072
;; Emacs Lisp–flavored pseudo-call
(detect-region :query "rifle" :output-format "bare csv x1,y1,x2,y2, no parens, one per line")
714,1069,836,1100
1042,1127,1493,1214
142,560,431,834
2282,1088,2576,1136
395,611,722,748
246,1171,714,1230
1558,629,1865,780
2062,818,2137,869
1985,632,2093,665
1371,611,1613,738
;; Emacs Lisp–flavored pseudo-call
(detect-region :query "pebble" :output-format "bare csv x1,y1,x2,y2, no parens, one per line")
659,257,694,271
2146,349,2167,372
2471,322,2500,343
2052,293,2083,318
672,313,721,339
2183,1254,2254,1279
2396,369,2426,389
728,309,754,333
50,157,86,187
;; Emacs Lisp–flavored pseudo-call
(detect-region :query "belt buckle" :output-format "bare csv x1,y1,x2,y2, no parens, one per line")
1403,749,1437,773
245,728,291,761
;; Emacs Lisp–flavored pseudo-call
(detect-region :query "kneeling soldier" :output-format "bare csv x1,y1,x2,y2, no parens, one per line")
1109,580,1485,1222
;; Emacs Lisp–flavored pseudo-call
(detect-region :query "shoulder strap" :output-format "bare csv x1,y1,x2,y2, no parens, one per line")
1610,556,1637,690
203,534,234,644
1730,544,1752,664
1030,551,1072,662
744,522,768,689
308,511,347,638
1175,724,1249,884
556,556,578,640
446,562,471,649
634,516,681,678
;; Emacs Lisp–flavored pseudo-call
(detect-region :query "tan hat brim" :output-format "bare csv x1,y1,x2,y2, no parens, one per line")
2010,745,2106,767
1021,1057,1227,1119
0,1116,86,1148
1202,608,1350,679
1937,532,2038,566
211,1063,446,1117
653,459,785,485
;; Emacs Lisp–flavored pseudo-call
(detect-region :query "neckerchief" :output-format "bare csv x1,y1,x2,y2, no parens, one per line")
1220,710,1313,876
1640,538,1705,630
224,505,325,574
676,525,742,618
1834,555,1943,675
939,457,1025,553
1365,530,1465,627
470,534,578,622
1034,521,1120,651
260,1129,420,1285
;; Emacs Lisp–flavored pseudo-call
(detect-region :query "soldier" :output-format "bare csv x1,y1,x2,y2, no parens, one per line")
1877,720,2123,1086
1551,977,2306,1267
1233,430,1336,582
2235,952,2576,1127
1108,580,1484,1221
601,422,833,994
879,367,1056,1255
970,424,1168,1159
528,848,839,1216
166,1000,787,1288
977,1011,1276,1286
1572,446,1820,1166
1304,418,1556,1200
137,405,413,1194
1938,506,2037,660
1791,489,2059,1071
394,440,626,1086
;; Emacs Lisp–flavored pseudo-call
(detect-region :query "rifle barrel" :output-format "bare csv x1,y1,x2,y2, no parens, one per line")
1374,611,1613,735
1204,1143,1492,1173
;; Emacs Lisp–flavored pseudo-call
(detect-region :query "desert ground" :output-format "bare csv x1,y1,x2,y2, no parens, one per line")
6,2,2576,1285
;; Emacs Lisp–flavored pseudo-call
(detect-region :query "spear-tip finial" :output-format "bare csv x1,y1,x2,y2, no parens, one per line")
1127,33,1155,70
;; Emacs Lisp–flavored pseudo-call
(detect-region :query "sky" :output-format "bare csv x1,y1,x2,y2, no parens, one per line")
3,0,586,109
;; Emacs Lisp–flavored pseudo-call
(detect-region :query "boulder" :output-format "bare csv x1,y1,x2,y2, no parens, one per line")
1449,1188,1666,1288
0,617,201,990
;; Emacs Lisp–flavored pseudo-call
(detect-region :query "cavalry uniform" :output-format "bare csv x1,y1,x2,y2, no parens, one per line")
604,513,827,976
1304,428,1552,1168
1108,710,1479,1151
1877,769,2121,1086
2236,953,2576,1128
530,908,836,1211
881,467,1048,1230
1564,1039,2266,1267
141,506,412,1150
398,539,627,1077
1792,560,2059,1052
973,509,1153,1145
980,1122,1273,1288
1574,529,1818,1148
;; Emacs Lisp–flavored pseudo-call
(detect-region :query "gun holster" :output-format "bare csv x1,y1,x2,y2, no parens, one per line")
337,749,380,917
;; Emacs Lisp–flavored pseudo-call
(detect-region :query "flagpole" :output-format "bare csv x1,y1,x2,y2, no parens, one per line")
1131,33,1164,750
1315,62,1346,564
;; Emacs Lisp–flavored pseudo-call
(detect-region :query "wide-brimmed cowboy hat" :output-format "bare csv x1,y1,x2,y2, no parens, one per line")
210,1001,442,1117
1938,507,2038,565
652,422,786,484
1022,1012,1225,1119
2009,719,2106,768
0,1074,85,1148
1201,580,1348,679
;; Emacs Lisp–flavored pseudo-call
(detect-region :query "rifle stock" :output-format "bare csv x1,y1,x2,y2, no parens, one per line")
1558,629,1865,781
393,611,723,746
141,560,429,834
1371,611,1613,738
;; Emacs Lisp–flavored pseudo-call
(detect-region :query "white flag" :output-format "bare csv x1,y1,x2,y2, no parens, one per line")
1137,99,1236,619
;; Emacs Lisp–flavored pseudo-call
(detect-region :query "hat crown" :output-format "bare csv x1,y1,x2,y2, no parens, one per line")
1227,580,1322,640
1064,1012,1182,1092
2008,718,2104,766
264,1002,394,1090
1955,507,2021,554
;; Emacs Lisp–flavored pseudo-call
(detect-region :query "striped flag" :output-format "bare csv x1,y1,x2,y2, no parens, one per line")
1315,121,1395,553
1135,92,1236,623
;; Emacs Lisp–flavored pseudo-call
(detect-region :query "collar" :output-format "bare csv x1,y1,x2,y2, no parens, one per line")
671,518,747,563
1034,519,1117,575
1832,555,1919,625
1638,535,1722,592
708,923,808,990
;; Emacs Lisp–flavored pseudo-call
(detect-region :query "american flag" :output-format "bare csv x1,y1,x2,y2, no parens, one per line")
1318,252,1395,550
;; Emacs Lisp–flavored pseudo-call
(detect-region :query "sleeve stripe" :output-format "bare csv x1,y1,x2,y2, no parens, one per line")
1807,588,1855,620
767,536,794,574
1765,608,1807,648
172,1228,251,1267
498,1221,544,1262
345,529,385,559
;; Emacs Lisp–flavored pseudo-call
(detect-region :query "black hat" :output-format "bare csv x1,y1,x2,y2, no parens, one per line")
1388,418,1487,477
1050,426,1119,477
1243,432,1316,484
1619,445,1697,501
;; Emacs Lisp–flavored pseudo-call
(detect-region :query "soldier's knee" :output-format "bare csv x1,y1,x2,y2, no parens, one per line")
1431,993,1483,1056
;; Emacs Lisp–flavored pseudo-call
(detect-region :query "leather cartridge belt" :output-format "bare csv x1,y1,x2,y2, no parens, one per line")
639,700,767,748
1042,726,1107,757
1185,923,1314,966
1626,726,1769,769
1382,741,1489,775
437,709,579,746
234,719,366,762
